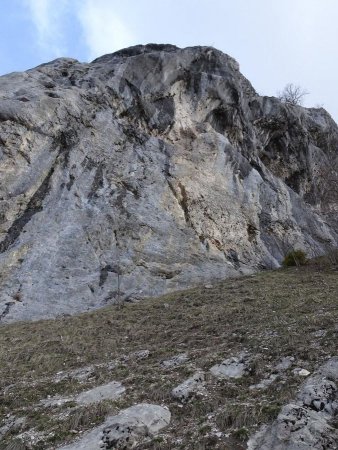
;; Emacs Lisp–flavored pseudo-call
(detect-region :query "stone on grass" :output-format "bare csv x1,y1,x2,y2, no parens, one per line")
101,404,171,449
161,353,189,369
171,371,205,403
275,356,294,372
249,374,278,390
59,403,170,450
210,353,250,379
132,349,150,360
293,368,311,377
54,366,96,383
40,381,125,408
75,381,125,405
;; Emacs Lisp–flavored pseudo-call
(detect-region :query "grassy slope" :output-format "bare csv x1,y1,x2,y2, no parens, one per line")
0,262,338,449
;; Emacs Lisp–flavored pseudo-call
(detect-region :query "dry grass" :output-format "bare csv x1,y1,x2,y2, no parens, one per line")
0,262,338,449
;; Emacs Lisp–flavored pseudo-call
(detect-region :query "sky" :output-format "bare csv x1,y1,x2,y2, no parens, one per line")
1,0,338,121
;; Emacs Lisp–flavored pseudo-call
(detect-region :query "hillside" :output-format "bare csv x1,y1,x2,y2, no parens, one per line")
0,44,338,323
1,261,338,449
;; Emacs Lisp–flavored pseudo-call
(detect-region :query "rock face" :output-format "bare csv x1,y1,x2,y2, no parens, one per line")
248,358,338,449
0,44,337,322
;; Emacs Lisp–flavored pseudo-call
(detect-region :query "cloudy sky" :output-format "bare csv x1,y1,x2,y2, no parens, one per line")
1,0,338,120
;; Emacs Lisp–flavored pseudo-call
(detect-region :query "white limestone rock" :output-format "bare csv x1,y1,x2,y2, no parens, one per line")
171,371,205,402
0,44,337,322
75,381,125,405
58,403,170,450
40,381,125,408
210,353,250,379
248,357,338,449
101,404,171,449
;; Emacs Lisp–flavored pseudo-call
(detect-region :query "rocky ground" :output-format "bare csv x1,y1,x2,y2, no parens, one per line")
1,257,338,449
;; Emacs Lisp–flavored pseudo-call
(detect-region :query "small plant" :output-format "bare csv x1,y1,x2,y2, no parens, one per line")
282,249,307,267
233,427,250,441
199,424,212,434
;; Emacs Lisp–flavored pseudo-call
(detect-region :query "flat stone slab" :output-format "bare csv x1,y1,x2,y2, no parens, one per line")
76,381,125,405
210,353,250,379
59,403,171,450
102,403,171,448
40,381,125,408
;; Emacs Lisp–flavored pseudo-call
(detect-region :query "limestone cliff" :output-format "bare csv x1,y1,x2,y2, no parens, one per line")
0,44,337,322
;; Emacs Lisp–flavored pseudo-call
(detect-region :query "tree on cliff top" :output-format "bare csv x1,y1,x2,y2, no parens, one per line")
277,83,309,106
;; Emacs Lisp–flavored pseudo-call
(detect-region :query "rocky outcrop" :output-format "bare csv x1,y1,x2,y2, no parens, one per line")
0,44,337,322
248,358,338,449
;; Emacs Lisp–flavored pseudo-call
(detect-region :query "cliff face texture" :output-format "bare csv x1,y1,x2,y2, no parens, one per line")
0,44,337,322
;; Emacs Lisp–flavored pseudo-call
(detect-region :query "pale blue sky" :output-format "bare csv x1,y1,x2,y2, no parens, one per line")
1,0,338,120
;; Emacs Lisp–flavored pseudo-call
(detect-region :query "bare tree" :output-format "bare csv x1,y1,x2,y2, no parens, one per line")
277,83,309,106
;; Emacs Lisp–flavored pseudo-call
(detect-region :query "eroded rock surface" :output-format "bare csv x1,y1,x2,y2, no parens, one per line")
102,403,171,449
210,353,251,379
58,403,170,450
171,371,205,402
40,381,125,408
0,44,337,322
248,357,338,449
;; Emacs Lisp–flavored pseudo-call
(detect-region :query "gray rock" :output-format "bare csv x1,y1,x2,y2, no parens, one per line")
75,381,125,405
101,403,171,449
247,357,338,449
293,368,311,377
249,374,278,390
57,424,105,450
54,366,96,383
40,381,125,408
0,44,337,322
275,356,295,372
0,415,26,438
210,353,250,379
58,403,170,450
161,353,189,368
40,396,73,408
171,371,205,402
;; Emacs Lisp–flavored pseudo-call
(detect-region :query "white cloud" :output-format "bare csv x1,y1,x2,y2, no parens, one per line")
26,0,68,57
76,0,135,60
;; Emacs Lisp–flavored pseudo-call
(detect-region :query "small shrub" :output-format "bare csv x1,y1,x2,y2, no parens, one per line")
233,427,250,441
282,249,307,267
